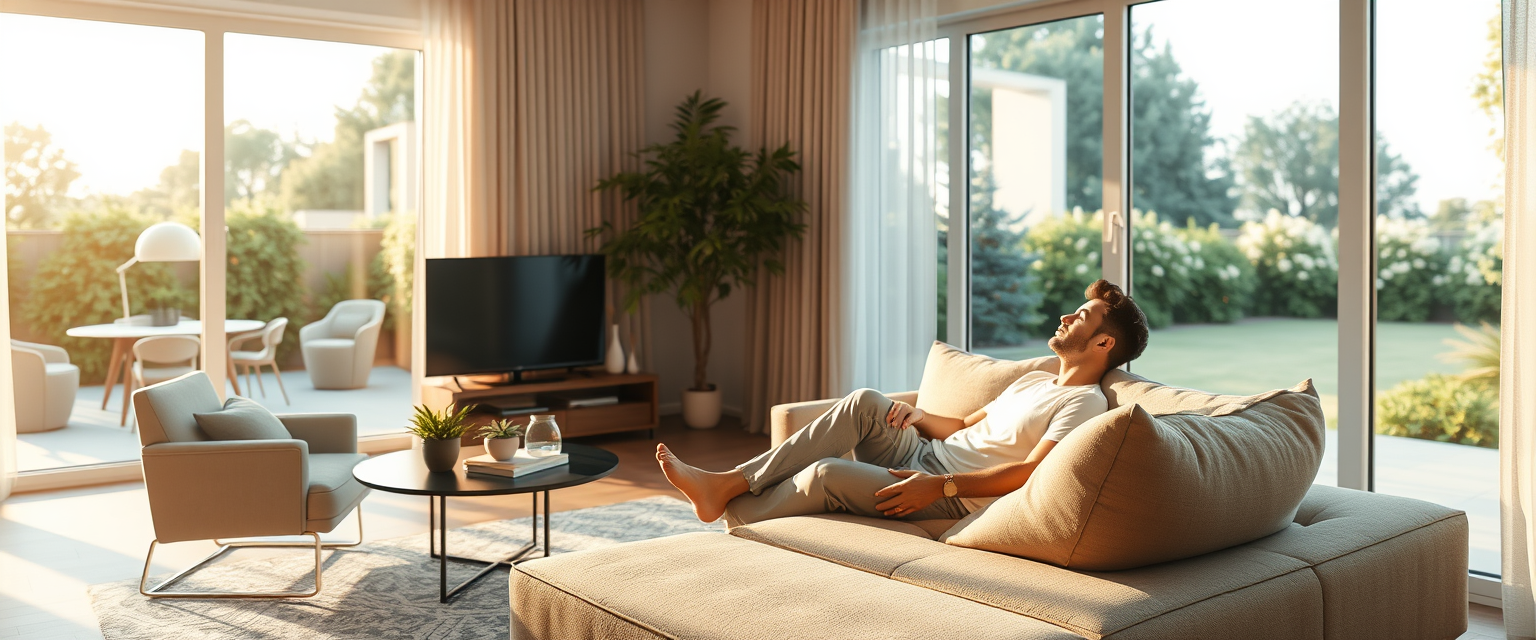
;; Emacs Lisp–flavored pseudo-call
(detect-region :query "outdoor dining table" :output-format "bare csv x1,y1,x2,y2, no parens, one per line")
66,318,265,425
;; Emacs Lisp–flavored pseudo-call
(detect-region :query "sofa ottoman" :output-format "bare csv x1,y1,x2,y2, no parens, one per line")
509,531,1084,640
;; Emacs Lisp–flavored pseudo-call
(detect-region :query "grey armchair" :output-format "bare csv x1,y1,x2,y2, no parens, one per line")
300,299,386,390
133,371,369,598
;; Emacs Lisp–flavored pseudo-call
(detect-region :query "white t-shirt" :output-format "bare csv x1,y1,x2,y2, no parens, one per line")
930,370,1108,512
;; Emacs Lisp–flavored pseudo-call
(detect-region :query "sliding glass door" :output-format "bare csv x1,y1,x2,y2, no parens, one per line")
943,0,1504,585
1125,0,1341,485
966,15,1104,359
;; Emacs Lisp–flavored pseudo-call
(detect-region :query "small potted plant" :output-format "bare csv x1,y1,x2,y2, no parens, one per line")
408,403,478,472
479,418,525,461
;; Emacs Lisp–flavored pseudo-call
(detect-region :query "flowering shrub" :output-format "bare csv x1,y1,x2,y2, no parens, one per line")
1128,211,1194,329
1021,208,1100,337
1176,222,1257,323
1448,219,1502,324
1375,216,1446,322
1237,210,1337,318
1377,373,1498,448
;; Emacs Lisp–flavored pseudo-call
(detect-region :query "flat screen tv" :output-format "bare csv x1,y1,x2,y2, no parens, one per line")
425,255,607,378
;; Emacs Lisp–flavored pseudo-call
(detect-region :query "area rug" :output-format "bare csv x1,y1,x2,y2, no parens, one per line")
89,496,720,640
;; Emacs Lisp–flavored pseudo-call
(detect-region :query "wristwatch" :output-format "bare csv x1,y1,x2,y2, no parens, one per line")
942,474,958,498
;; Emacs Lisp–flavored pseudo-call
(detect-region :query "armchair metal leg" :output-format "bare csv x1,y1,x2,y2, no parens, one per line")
139,532,322,599
140,507,364,598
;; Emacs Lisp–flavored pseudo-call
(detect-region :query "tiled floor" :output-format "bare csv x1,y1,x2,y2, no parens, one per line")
15,365,414,472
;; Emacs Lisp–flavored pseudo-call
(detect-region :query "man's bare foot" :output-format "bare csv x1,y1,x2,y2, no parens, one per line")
657,443,747,523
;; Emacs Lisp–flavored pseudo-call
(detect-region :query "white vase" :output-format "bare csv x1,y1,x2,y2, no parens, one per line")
626,347,640,374
485,436,520,461
604,324,625,374
682,386,722,429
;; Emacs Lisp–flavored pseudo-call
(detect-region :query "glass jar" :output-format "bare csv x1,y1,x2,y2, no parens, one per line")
524,414,563,457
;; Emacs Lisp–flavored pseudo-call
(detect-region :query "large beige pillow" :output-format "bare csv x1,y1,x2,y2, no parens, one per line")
915,341,1054,419
940,380,1325,571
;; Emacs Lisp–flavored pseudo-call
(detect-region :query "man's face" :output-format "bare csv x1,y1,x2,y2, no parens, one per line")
1048,299,1110,357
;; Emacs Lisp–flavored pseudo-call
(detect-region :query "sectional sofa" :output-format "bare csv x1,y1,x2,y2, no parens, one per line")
508,343,1469,640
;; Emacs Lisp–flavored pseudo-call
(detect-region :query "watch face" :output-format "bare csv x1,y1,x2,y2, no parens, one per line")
943,480,957,497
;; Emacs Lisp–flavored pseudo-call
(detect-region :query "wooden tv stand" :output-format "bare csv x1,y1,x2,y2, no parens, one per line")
422,372,659,444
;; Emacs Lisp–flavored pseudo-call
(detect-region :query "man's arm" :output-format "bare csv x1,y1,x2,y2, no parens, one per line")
885,401,985,441
874,439,1059,516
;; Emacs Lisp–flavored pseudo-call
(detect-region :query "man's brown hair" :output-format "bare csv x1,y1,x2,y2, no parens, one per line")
1085,279,1149,369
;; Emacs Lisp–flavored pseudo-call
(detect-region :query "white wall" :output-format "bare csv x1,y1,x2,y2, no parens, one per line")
643,0,753,418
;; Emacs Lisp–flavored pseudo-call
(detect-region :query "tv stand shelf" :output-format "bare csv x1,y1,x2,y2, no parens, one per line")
423,372,659,444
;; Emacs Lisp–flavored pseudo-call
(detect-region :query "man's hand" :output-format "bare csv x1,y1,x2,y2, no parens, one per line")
874,469,944,517
885,401,925,429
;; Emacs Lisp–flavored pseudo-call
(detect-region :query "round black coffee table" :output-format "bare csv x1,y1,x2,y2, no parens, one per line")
352,442,619,603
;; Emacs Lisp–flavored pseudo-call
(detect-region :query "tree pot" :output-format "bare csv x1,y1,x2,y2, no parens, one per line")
484,436,521,461
421,438,462,472
682,385,722,429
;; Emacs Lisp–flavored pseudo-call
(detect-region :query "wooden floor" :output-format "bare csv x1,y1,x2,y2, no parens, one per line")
0,414,1508,639
0,415,768,640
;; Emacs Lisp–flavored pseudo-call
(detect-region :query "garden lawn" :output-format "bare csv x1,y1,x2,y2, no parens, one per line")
976,318,1468,427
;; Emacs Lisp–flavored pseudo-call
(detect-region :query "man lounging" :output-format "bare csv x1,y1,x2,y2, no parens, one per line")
658,279,1150,527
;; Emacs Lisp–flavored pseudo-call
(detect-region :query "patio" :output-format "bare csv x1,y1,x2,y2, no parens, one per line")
15,365,414,472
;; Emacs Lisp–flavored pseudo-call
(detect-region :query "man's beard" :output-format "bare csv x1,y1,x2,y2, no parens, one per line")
1048,329,1088,356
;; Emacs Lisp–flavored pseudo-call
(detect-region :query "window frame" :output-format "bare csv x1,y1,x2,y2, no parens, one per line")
1,0,425,490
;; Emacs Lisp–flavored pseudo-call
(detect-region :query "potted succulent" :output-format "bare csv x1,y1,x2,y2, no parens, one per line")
408,403,478,472
479,418,526,461
590,92,807,428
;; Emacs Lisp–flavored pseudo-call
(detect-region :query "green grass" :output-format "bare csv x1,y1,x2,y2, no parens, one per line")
977,318,1470,427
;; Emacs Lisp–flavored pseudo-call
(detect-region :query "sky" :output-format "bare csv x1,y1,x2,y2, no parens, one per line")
0,13,400,198
1138,0,1503,212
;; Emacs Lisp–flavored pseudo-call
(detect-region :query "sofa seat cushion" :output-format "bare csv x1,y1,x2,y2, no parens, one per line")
512,532,1086,640
731,514,1320,640
303,338,357,353
306,452,368,524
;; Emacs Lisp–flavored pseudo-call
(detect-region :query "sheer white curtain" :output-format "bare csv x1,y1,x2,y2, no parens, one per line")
843,0,941,393
1503,1,1536,636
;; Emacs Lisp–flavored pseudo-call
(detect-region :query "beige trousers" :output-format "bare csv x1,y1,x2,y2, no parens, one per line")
724,389,968,527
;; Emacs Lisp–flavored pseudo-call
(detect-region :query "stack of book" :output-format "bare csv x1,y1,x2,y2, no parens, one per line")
464,451,569,478
482,394,549,417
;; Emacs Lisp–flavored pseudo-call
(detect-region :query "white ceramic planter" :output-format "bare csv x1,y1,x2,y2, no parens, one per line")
485,436,521,461
682,386,722,429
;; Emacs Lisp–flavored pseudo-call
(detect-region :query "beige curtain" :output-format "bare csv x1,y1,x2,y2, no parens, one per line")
1504,2,1536,636
744,0,857,432
421,0,649,371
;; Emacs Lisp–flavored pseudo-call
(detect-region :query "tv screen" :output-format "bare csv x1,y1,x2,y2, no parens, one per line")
425,255,607,377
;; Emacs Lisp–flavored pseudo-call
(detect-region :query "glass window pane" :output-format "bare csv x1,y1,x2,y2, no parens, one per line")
2,15,203,471
1374,1,1503,576
224,34,417,436
968,16,1103,359
1127,0,1340,485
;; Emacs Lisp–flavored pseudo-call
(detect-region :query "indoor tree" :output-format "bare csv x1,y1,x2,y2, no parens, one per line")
590,91,806,396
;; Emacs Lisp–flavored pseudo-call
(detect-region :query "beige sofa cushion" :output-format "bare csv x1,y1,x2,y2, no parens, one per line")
1100,368,1300,414
731,513,1320,640
941,380,1325,571
512,532,1085,640
915,341,1054,419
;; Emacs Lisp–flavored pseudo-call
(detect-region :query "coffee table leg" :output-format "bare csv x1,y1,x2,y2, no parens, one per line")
429,492,543,604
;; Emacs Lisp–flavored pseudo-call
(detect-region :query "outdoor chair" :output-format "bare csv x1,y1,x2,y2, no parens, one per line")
127,335,200,428
229,317,290,405
300,299,385,390
133,371,367,598
10,340,80,433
